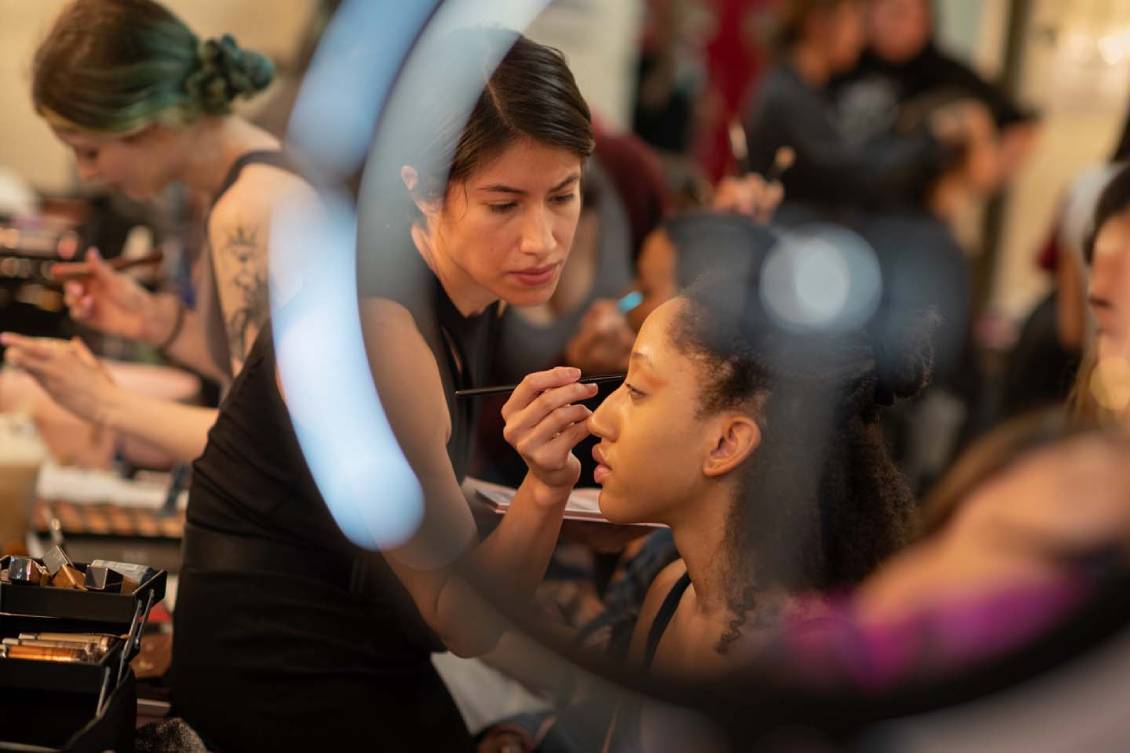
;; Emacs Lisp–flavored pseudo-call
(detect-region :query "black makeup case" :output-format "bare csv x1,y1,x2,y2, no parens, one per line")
0,555,166,752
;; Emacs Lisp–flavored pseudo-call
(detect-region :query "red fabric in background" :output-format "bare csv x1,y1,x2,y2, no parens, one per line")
697,0,773,181
594,119,671,262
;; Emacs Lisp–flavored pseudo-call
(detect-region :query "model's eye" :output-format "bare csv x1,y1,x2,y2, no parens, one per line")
625,383,647,401
488,202,518,215
551,192,577,206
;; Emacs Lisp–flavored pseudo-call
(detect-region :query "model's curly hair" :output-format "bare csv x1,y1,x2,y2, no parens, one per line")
667,218,934,653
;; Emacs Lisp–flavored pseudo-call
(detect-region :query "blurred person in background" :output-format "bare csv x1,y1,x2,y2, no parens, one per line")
742,0,1003,490
775,411,1130,692
998,118,1130,421
1,0,309,463
832,0,1038,190
633,0,713,161
1071,162,1130,429
742,0,965,221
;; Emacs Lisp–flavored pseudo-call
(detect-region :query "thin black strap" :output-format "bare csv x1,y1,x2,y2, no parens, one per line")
643,571,692,670
211,150,306,209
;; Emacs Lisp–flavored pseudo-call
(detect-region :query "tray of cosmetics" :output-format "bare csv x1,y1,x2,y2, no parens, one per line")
0,547,165,626
0,631,127,697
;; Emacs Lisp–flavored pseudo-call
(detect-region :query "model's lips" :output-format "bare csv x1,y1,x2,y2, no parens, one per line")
509,263,560,287
592,444,611,485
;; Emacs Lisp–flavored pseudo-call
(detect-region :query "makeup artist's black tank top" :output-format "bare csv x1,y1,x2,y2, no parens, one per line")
173,238,497,752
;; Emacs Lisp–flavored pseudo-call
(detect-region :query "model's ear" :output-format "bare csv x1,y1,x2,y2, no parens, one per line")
703,414,760,478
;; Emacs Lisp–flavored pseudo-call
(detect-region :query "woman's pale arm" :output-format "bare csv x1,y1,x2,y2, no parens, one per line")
360,299,593,656
0,333,216,462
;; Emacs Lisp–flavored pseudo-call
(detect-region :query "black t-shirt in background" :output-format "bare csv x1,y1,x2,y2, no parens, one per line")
830,45,1037,147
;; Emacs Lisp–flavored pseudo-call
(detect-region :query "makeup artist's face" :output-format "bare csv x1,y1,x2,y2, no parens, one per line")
1090,209,1130,362
434,138,584,308
53,125,177,200
588,299,726,525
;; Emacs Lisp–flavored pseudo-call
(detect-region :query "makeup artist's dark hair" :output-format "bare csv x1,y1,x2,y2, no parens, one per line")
1070,162,1130,426
32,0,273,134
404,29,594,203
668,220,932,653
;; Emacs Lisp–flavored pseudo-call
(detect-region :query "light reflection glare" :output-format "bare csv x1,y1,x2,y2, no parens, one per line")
271,192,424,549
760,224,882,332
276,0,554,552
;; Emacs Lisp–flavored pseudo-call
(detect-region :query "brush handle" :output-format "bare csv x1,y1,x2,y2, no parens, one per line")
455,373,625,399
51,251,164,282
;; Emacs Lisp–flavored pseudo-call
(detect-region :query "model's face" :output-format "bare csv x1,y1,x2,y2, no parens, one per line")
588,298,759,526
425,138,584,308
1090,209,1130,363
53,126,175,200
868,0,932,64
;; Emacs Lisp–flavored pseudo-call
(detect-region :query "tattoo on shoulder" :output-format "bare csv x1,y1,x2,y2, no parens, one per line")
221,225,269,358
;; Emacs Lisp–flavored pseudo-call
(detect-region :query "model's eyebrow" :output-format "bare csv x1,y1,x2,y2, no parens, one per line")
629,350,652,366
476,173,581,196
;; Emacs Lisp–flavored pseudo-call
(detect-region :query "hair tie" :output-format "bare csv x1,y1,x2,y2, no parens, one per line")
186,34,272,115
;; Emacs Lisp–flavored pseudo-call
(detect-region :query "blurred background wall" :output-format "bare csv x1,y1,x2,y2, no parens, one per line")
3,0,1130,328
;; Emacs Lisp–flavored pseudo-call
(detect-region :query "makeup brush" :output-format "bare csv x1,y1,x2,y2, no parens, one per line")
51,250,164,282
455,373,624,399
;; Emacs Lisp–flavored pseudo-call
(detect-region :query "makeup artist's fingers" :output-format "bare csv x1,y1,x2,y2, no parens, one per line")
513,403,593,455
70,337,103,371
0,332,69,357
62,280,96,319
526,420,592,472
544,418,593,456
502,381,599,443
501,366,581,418
3,346,56,378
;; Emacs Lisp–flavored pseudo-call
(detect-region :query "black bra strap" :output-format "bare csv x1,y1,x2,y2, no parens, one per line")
211,150,306,208
643,570,692,670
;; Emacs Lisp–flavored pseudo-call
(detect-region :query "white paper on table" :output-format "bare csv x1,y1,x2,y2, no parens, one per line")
36,461,188,511
463,477,661,527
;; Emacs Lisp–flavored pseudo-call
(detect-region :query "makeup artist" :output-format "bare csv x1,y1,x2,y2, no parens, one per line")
173,30,597,751
1,0,311,463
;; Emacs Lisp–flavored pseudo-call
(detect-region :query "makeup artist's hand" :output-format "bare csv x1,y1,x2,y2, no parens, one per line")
0,333,119,425
502,366,597,500
712,173,783,224
565,300,634,375
51,247,163,343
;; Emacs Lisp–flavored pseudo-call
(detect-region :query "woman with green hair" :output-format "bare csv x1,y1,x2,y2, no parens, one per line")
2,0,312,462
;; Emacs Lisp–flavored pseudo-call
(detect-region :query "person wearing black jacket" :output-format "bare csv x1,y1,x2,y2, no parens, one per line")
831,0,1038,184
744,0,962,219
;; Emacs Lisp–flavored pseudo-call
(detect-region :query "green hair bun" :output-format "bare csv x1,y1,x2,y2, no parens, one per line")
185,34,274,115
